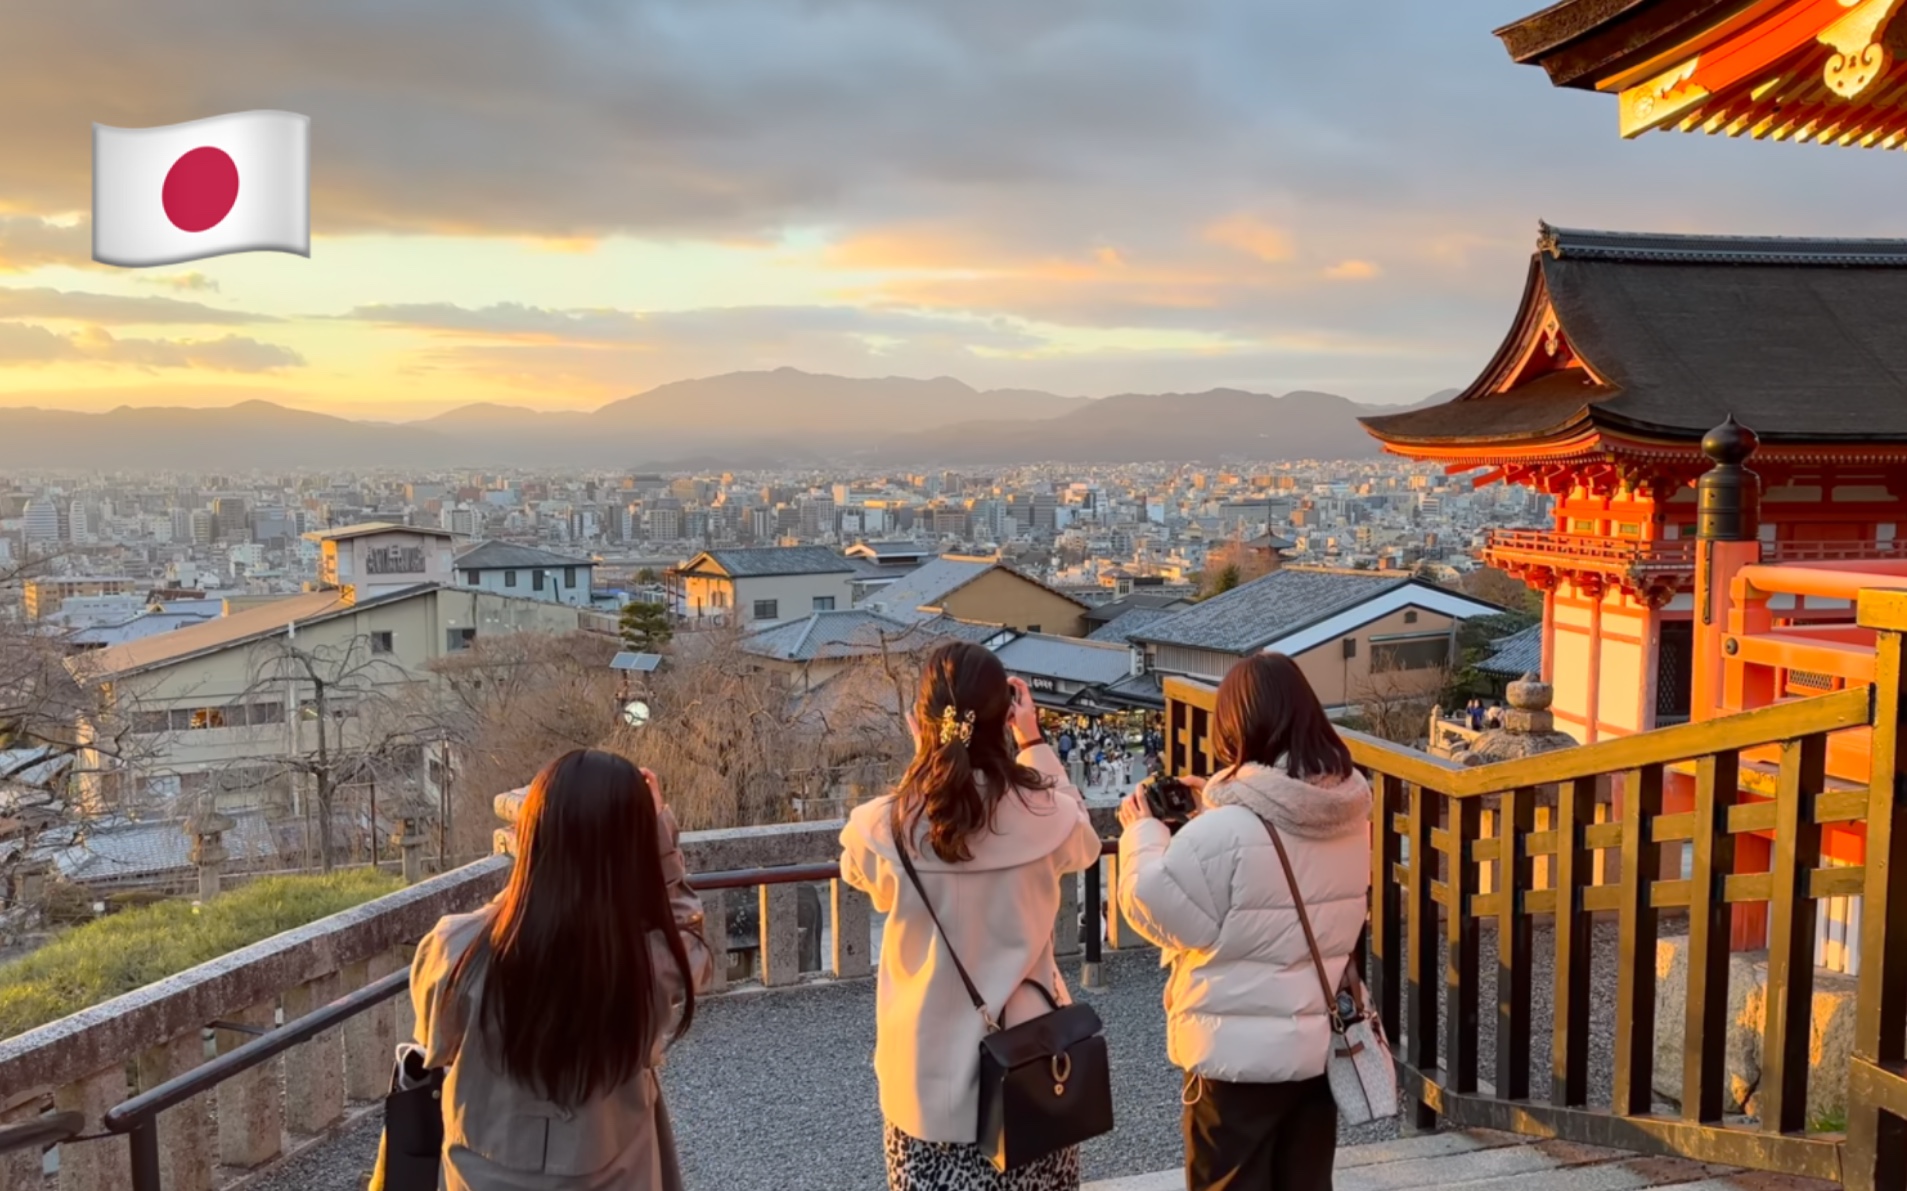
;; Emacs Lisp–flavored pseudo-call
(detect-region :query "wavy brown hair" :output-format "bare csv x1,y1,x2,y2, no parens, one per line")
895,641,1053,862
461,749,695,1108
1213,653,1353,782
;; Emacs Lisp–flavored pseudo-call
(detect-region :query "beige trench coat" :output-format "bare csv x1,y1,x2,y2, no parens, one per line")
400,804,714,1191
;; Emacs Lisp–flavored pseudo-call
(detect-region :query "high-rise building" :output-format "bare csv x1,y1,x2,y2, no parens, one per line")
213,497,249,543
21,499,59,545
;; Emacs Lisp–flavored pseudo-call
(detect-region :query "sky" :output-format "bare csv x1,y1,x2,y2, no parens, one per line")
1,0,1904,420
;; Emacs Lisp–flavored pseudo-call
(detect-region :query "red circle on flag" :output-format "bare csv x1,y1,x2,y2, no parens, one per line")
161,147,240,233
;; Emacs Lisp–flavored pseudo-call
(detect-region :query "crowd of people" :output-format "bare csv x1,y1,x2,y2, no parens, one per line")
393,641,1373,1191
1051,715,1166,792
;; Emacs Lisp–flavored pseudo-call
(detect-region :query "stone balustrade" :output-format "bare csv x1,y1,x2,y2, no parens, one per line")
1,798,1131,1191
0,856,510,1191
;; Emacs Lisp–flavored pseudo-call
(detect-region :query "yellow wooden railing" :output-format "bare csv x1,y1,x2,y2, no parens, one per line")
1161,588,1907,1190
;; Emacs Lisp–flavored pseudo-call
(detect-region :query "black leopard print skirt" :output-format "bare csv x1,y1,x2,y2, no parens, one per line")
882,1123,1080,1191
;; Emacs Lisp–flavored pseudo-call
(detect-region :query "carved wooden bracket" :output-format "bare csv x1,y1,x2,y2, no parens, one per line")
1820,0,1907,99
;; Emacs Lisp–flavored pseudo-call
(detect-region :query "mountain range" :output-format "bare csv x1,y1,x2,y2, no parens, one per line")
0,368,1456,470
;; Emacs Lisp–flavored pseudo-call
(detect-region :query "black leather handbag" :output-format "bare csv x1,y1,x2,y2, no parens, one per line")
891,806,1114,1171
368,1045,445,1191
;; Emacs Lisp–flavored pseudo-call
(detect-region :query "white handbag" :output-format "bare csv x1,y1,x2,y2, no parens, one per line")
1258,815,1399,1127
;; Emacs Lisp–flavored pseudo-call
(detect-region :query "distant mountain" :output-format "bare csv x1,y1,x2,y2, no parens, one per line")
0,401,447,469
0,371,1455,469
875,388,1417,464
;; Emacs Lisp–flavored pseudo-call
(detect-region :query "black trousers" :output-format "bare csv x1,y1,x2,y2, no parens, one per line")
1182,1075,1337,1191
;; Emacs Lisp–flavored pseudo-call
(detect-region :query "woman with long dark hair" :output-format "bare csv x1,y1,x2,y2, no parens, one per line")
840,641,1101,1191
407,749,714,1190
1116,653,1371,1190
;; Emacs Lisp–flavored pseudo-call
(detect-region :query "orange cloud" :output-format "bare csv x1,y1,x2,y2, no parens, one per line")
1323,259,1381,280
1202,214,1293,264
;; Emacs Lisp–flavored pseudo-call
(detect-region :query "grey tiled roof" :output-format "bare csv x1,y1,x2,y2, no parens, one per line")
699,547,854,577
1087,607,1179,644
739,609,975,662
1130,568,1409,654
865,556,996,617
1476,623,1543,677
455,541,594,571
992,634,1133,685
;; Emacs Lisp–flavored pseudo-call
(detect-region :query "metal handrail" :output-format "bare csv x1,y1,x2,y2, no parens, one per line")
0,1110,82,1157
96,844,1121,1191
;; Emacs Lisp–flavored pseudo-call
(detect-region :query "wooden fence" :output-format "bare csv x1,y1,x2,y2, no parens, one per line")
1160,587,1907,1190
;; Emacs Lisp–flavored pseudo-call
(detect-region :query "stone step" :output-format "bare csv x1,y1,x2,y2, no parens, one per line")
1082,1129,1815,1191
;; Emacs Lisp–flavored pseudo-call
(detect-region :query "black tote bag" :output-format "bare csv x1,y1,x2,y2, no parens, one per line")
890,805,1114,1171
368,1045,445,1191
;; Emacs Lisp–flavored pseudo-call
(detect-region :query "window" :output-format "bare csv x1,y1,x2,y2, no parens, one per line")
1371,636,1450,672
813,596,835,612
1570,518,1598,534
1617,521,1642,537
248,701,285,725
448,627,477,651
463,569,480,585
752,599,779,621
1403,610,1418,625
1027,624,1041,634
533,570,546,591
189,707,227,730
504,570,518,588
370,631,394,654
564,567,577,588
1342,637,1357,659
132,710,169,734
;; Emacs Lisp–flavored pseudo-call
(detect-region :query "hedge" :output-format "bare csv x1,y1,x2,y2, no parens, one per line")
0,868,404,1038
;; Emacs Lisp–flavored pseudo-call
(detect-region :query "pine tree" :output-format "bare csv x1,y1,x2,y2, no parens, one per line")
619,600,673,653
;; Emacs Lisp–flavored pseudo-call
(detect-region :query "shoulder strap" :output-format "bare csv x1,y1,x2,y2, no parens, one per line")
1257,815,1341,1024
890,802,996,1029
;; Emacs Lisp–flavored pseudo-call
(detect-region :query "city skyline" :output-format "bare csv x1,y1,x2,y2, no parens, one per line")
5,0,1907,419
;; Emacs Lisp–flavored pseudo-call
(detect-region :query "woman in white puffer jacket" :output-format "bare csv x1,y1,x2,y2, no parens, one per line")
1117,653,1371,1191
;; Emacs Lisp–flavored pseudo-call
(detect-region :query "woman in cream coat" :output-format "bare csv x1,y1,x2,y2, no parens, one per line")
841,642,1101,1191
1118,654,1372,1191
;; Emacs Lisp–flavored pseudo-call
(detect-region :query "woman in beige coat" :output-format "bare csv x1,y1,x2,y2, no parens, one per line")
406,748,715,1190
841,641,1101,1191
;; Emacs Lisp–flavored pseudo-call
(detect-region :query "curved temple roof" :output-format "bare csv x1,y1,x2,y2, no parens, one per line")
1361,222,1907,453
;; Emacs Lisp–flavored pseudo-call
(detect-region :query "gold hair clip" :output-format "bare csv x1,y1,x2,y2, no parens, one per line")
937,706,976,747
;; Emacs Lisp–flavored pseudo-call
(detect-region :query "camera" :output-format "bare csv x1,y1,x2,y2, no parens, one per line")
1143,775,1200,833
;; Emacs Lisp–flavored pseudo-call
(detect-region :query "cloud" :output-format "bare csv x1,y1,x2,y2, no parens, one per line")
0,216,90,272
0,321,303,371
135,272,221,293
337,300,1045,351
0,286,276,325
1204,216,1295,265
1323,260,1381,280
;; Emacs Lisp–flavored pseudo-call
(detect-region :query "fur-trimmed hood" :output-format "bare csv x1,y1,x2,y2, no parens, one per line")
1201,762,1371,840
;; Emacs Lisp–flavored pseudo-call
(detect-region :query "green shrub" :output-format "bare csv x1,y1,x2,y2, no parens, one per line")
0,868,404,1038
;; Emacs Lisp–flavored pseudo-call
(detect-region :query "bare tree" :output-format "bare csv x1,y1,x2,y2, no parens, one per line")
228,632,449,872
424,631,619,858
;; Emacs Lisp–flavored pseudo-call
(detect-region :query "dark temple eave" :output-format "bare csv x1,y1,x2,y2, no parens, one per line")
1494,0,1760,88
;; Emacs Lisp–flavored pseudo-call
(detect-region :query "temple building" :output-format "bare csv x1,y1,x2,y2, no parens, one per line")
1363,223,1907,747
1495,0,1907,149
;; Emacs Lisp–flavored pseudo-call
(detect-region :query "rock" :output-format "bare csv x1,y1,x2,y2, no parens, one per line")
1652,936,1858,1125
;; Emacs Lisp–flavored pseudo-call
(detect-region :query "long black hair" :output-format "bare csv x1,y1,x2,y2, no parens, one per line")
468,748,694,1107
1213,653,1353,781
895,641,1053,862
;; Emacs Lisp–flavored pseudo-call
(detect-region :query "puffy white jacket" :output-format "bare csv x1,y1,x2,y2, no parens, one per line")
1118,763,1371,1084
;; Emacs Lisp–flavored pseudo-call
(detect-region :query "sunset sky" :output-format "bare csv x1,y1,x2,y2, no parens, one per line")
2,0,1903,420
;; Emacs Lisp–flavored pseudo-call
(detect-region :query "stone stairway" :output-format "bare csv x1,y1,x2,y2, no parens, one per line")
1082,1129,1837,1191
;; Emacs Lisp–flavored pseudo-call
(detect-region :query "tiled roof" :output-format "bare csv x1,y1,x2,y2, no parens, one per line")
992,633,1133,686
31,810,280,883
1087,606,1179,644
867,556,996,617
455,541,594,571
1477,623,1543,677
1131,568,1410,654
694,547,854,577
67,585,432,682
1082,592,1190,624
739,609,973,662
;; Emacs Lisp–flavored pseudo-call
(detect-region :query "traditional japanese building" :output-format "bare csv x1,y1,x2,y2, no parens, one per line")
1495,0,1907,149
1362,223,1907,746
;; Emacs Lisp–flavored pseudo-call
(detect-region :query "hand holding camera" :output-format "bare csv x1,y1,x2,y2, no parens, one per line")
1118,773,1207,833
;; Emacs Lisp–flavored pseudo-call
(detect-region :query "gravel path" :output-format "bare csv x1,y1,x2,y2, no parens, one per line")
246,915,1667,1191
